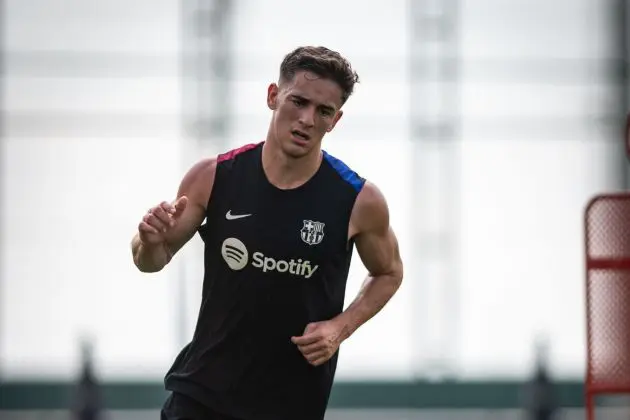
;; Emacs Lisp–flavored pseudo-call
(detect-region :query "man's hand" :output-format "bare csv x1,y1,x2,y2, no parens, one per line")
291,320,344,367
131,157,216,273
138,196,188,246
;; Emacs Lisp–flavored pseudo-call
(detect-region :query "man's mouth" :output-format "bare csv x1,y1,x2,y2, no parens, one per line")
291,130,310,141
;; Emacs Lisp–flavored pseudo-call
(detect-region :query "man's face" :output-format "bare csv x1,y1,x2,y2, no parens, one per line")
267,71,344,158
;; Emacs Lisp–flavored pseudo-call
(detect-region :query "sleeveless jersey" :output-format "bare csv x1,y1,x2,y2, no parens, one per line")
164,142,366,420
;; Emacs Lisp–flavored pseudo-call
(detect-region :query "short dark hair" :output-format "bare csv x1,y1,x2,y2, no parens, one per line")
279,46,359,104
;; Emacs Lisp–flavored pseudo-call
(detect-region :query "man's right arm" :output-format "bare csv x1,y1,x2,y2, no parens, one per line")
131,157,217,273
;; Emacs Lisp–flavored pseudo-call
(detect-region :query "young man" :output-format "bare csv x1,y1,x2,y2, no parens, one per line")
131,46,404,420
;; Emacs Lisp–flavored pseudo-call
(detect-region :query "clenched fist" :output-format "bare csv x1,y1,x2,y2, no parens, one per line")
291,320,344,367
138,196,188,245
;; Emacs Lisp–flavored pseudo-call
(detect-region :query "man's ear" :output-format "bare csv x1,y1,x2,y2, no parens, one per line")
267,83,279,110
328,110,343,132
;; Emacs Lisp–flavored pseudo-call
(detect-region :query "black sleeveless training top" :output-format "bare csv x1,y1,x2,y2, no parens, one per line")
164,142,366,420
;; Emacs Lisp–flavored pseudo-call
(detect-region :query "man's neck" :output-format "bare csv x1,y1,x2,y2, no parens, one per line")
261,140,322,190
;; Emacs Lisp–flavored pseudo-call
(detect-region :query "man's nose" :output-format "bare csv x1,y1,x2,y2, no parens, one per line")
298,108,315,128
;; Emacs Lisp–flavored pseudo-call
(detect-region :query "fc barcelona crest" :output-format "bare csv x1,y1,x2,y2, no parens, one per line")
300,220,325,246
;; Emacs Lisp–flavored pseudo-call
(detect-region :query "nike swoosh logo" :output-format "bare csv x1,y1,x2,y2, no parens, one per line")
226,210,252,220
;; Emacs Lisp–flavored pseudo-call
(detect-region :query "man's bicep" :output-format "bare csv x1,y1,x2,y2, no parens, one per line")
165,157,216,255
355,226,400,276
352,182,401,276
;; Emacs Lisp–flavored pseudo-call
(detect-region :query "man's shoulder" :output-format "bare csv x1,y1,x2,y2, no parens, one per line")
185,156,218,183
178,156,218,203
321,150,365,193
217,142,263,165
186,142,262,204
350,181,389,234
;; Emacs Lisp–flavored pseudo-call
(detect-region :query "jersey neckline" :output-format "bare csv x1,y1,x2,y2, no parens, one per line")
257,142,326,194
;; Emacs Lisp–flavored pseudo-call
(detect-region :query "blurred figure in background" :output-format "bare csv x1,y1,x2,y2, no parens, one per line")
72,339,102,420
523,337,557,420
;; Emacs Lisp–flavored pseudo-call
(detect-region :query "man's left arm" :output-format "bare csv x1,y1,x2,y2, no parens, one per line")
335,181,404,341
292,182,403,366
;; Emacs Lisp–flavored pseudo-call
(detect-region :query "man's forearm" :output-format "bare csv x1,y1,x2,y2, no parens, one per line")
131,235,172,273
334,272,402,341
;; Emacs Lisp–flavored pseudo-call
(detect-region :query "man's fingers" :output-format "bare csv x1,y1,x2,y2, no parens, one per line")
305,350,328,363
308,353,330,366
302,322,319,335
291,334,319,346
143,213,168,232
138,221,159,235
140,198,183,237
175,195,188,208
159,201,176,215
298,341,326,355
152,206,175,227
173,196,188,218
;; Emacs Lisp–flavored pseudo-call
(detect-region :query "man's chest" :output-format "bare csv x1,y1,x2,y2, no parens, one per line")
212,194,341,262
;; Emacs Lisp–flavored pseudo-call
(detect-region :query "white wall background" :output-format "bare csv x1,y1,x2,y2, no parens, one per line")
0,0,622,381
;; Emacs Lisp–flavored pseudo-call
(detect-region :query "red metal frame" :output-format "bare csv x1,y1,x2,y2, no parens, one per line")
584,193,630,419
